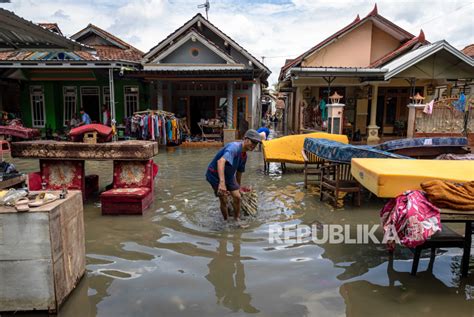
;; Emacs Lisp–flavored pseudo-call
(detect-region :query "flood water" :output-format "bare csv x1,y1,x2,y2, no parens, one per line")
11,147,474,317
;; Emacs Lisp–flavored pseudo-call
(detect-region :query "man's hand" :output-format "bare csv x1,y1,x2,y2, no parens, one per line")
217,180,227,196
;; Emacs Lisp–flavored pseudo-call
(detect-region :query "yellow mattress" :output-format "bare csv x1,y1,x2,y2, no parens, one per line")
351,158,474,198
262,132,348,164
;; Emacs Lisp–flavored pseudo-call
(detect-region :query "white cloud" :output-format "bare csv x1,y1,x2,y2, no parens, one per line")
1,0,473,84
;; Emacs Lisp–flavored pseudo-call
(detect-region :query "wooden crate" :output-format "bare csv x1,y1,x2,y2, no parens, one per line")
0,191,85,313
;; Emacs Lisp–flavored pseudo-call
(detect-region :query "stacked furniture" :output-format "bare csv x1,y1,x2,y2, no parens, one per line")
11,140,158,214
303,138,409,207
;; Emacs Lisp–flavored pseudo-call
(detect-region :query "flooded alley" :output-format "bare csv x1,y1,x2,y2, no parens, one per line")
10,148,473,317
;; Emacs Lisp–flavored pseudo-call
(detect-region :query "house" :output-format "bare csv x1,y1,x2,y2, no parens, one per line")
0,10,270,141
128,13,271,140
278,4,473,144
0,9,143,132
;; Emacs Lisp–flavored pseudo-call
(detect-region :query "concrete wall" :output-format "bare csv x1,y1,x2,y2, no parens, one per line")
161,40,226,64
370,26,400,63
303,22,373,67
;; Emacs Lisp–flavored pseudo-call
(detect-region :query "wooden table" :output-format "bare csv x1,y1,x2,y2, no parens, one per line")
198,123,223,140
0,191,85,313
440,209,473,277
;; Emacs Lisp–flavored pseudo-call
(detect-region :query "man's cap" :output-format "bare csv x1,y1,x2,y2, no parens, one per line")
244,129,263,143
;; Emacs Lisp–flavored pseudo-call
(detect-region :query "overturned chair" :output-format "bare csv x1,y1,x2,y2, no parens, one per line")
101,160,155,215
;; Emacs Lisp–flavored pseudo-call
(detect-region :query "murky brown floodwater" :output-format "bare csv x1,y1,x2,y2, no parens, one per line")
10,147,474,317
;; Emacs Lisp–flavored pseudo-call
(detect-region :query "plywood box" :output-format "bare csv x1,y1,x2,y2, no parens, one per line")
0,191,85,313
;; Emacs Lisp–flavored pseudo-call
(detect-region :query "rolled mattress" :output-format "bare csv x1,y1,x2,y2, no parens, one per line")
351,158,474,198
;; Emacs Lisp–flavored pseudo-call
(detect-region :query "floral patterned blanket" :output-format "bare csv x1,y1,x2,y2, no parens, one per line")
380,190,441,249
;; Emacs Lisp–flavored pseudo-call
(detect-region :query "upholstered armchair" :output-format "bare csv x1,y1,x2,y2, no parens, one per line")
100,159,155,215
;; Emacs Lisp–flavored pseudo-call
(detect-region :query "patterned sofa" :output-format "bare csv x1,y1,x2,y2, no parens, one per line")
100,160,155,215
28,160,98,200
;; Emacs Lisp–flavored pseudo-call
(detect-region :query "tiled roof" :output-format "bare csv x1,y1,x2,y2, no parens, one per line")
279,4,416,80
93,45,143,62
38,23,62,35
71,24,144,62
462,44,474,58
370,30,429,67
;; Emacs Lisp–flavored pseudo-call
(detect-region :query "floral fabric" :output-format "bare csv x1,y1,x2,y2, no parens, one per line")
41,160,84,190
113,160,152,189
380,190,441,249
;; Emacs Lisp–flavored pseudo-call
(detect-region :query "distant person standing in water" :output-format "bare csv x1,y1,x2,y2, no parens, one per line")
257,123,270,140
206,129,262,223
79,108,91,126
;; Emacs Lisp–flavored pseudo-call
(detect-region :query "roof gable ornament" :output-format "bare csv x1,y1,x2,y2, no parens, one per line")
367,3,378,17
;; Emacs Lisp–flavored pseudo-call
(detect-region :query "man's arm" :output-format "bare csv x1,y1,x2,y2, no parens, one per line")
236,171,242,186
217,157,227,193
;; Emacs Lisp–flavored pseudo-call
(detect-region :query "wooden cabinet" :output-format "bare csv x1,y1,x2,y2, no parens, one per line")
0,191,85,313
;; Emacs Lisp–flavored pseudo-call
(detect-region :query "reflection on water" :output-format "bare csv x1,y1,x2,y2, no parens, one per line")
206,232,259,313
8,148,473,317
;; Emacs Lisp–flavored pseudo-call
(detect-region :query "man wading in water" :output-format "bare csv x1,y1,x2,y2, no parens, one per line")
206,129,262,223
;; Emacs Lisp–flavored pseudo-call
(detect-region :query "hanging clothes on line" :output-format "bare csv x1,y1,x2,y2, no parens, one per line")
125,109,183,145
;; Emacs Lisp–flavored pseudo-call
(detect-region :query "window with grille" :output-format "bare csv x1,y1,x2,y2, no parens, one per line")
124,86,139,118
103,87,110,108
30,86,45,127
63,86,77,126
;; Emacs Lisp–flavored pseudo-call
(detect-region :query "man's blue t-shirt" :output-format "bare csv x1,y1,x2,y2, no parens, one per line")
206,142,247,186
257,127,270,139
82,113,92,125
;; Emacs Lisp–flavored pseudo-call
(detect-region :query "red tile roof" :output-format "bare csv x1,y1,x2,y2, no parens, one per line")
71,24,144,62
462,44,474,58
38,23,62,35
279,4,416,80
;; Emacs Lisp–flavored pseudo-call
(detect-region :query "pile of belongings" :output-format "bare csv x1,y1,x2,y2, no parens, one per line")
0,161,20,181
0,119,40,139
380,190,441,250
421,180,474,211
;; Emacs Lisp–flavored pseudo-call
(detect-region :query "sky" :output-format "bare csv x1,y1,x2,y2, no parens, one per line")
1,0,473,85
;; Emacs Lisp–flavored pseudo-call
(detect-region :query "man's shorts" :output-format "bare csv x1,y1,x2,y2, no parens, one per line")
206,165,240,197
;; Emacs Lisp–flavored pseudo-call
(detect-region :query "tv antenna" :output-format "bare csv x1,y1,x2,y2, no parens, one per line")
197,0,210,20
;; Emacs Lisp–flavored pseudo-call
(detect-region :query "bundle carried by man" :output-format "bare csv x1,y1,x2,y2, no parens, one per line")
226,186,258,217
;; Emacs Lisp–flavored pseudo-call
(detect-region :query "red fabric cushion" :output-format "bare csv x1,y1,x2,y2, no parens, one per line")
113,160,153,189
40,160,84,190
69,124,112,142
101,187,150,199
28,172,42,190
153,162,159,178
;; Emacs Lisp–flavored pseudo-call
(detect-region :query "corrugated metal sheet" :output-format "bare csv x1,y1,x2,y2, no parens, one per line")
384,40,474,79
0,8,90,51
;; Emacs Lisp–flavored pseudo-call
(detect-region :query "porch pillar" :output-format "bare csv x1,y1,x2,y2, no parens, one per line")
226,81,234,128
157,81,163,110
224,81,236,143
108,68,116,121
167,81,173,111
366,84,380,145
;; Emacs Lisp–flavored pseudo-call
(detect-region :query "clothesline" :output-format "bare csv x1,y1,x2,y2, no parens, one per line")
134,109,175,117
